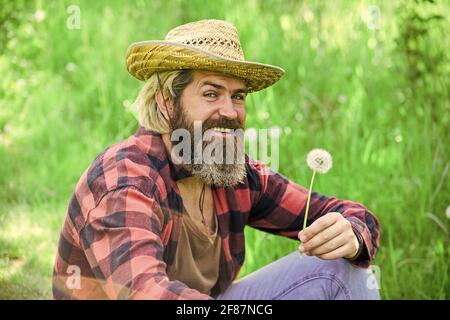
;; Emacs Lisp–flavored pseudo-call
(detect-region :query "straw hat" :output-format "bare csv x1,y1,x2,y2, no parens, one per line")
125,19,285,92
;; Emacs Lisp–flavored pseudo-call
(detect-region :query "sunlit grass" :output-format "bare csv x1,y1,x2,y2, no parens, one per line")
0,203,63,299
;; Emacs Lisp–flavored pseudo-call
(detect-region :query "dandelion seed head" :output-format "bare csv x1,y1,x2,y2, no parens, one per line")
65,62,77,72
446,206,450,219
34,10,46,22
394,134,403,143
306,148,333,174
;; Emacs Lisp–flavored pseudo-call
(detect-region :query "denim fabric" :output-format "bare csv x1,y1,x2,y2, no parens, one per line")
215,251,380,300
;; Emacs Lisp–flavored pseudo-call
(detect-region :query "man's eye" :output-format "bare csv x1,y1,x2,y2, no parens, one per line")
233,94,245,101
204,92,217,98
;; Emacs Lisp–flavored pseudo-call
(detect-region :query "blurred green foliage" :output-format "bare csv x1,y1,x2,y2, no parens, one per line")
0,0,448,299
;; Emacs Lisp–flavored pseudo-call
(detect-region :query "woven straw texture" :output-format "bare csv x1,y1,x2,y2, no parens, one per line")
126,19,284,92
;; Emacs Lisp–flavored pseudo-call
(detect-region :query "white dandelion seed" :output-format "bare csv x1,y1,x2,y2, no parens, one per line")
300,148,333,244
446,206,450,220
306,148,333,174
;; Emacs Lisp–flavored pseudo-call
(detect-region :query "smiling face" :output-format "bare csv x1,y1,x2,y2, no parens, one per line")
177,70,248,129
164,70,249,187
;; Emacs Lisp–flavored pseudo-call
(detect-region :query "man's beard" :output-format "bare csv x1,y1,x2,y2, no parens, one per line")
169,102,246,188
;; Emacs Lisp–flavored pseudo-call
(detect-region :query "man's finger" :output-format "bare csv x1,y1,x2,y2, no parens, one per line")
317,243,350,260
300,222,344,252
307,233,347,256
298,212,340,242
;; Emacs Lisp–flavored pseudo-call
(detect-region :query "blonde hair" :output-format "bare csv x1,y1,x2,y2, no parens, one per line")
134,70,193,133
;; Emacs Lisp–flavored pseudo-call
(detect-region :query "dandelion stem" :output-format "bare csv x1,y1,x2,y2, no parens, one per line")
303,170,317,230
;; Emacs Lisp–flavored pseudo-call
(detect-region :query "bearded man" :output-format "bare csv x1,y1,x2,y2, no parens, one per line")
52,19,381,300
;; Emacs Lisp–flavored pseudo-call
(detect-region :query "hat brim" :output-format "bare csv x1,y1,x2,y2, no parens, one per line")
126,41,285,92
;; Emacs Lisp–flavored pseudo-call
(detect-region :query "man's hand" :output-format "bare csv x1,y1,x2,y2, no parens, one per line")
298,212,360,260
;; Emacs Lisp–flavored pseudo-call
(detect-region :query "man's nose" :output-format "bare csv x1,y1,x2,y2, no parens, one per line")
218,97,238,119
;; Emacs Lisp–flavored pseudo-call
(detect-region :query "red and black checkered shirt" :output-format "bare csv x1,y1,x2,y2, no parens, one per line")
52,126,380,299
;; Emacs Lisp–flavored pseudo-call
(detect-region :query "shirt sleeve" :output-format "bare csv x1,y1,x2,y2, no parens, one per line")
246,160,381,268
79,186,212,299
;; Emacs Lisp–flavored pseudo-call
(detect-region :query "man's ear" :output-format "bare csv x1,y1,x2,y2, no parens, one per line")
155,90,174,121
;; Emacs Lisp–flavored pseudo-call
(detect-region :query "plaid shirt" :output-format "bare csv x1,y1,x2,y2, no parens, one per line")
52,126,380,300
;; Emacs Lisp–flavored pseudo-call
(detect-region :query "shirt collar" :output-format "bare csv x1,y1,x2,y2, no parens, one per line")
135,126,193,182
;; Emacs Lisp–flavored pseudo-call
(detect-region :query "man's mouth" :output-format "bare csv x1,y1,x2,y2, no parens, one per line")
211,127,232,133
208,127,237,139
204,127,237,142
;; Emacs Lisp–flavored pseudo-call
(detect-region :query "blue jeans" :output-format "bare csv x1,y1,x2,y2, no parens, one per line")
215,251,380,300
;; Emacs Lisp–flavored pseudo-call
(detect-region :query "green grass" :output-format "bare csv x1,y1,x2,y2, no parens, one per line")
0,0,449,299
